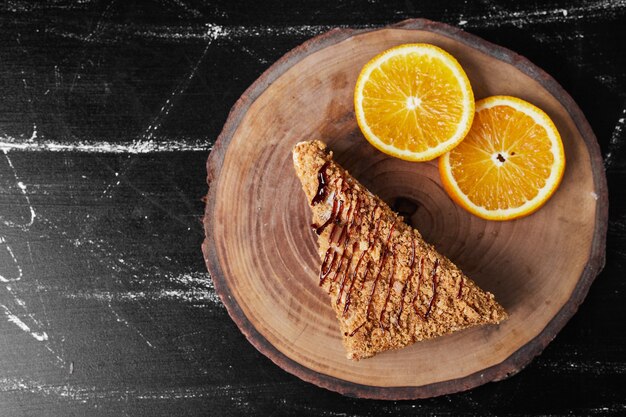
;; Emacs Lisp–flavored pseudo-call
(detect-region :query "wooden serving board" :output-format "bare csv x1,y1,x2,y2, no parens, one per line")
202,19,607,399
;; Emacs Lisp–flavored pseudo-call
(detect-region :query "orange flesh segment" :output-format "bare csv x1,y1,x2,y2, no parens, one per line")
361,53,467,154
448,104,557,211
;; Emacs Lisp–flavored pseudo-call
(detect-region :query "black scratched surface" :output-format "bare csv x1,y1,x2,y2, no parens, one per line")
0,1,625,416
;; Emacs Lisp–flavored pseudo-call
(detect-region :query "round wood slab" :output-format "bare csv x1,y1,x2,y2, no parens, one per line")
202,19,607,399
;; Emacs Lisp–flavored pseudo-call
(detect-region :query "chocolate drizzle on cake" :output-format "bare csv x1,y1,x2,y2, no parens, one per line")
349,321,366,337
396,238,416,324
412,257,425,317
424,259,440,319
366,222,396,317
312,197,338,235
378,252,396,331
311,161,330,205
319,248,337,285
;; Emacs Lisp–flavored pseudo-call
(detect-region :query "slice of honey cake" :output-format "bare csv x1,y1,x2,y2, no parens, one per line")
293,140,507,360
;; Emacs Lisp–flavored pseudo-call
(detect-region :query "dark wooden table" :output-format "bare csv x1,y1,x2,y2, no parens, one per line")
0,1,624,416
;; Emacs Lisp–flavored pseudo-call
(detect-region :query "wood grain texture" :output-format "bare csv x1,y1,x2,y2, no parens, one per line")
202,19,607,399
0,0,624,415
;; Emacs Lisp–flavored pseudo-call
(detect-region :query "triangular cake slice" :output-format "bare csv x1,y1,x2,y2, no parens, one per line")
293,140,507,360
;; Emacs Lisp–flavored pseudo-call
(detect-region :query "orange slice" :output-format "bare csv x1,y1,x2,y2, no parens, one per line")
354,43,475,161
439,96,566,221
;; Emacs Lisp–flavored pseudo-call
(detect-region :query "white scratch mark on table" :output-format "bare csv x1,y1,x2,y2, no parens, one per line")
538,358,626,375
54,64,62,88
470,0,625,28
0,237,24,282
141,40,212,142
0,376,295,404
41,1,626,46
594,74,619,90
0,176,69,371
0,251,67,367
42,344,67,367
0,135,213,153
98,168,201,231
95,27,214,197
604,105,626,168
83,0,118,44
96,37,213,198
166,0,202,18
0,377,97,404
2,283,45,330
1,304,48,341
66,233,160,349
44,22,355,44
1,149,36,228
59,272,222,309
107,300,155,349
